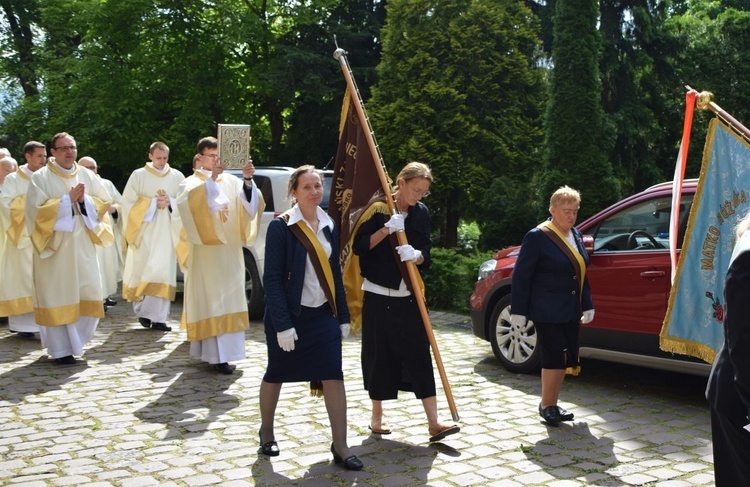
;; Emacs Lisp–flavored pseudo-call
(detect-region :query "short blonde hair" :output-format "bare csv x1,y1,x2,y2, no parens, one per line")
549,185,581,208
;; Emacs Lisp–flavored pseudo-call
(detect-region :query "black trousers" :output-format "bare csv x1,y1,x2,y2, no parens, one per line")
711,407,750,486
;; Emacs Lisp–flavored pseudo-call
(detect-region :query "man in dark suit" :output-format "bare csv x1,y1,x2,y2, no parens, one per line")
706,215,750,486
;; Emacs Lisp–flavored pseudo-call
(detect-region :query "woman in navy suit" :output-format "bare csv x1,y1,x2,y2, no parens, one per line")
510,186,594,424
706,213,750,485
259,166,362,470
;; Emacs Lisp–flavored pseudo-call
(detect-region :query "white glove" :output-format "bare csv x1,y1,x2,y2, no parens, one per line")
277,327,298,352
509,314,527,327
396,244,422,262
581,309,595,324
384,214,405,234
340,323,351,339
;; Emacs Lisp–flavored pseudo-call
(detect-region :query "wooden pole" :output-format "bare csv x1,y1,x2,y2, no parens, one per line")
334,48,459,421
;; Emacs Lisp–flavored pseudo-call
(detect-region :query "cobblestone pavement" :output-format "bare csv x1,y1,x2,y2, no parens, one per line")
0,297,714,487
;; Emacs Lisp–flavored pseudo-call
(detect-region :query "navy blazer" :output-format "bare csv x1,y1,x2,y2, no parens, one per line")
263,216,350,333
706,247,750,426
511,226,593,324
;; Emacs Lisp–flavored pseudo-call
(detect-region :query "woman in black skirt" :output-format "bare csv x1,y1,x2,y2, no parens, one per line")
353,162,460,442
259,166,362,470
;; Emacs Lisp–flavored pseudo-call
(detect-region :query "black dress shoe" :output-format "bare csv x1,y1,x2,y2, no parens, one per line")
214,363,235,375
151,322,172,331
105,297,117,306
539,403,563,424
18,332,35,338
138,317,152,328
331,443,363,471
259,430,280,456
55,355,76,365
557,406,574,421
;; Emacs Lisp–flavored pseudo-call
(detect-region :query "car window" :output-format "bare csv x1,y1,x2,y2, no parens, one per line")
321,174,332,211
254,175,274,213
591,194,694,252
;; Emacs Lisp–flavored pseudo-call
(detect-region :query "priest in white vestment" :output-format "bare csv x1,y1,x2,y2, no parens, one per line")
173,136,263,374
0,142,47,336
121,142,185,331
24,133,114,365
78,156,126,308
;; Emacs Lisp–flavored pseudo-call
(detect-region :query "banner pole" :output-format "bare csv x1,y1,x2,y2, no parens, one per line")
334,48,459,421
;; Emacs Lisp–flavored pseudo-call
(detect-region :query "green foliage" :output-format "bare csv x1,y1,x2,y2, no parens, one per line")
0,0,384,186
541,0,620,222
478,175,539,249
423,247,494,312
369,0,547,247
456,221,480,255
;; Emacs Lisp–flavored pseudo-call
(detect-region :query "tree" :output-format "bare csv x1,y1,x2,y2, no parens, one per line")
369,0,547,248
0,0,385,185
540,0,620,220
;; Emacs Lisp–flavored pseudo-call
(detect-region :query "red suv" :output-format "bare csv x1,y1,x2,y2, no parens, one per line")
469,179,711,376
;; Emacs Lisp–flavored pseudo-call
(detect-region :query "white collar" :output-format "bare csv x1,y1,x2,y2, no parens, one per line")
53,161,76,175
287,204,334,232
147,162,169,174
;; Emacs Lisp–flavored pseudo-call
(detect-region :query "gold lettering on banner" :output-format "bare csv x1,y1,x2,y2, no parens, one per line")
346,142,357,159
716,191,747,224
698,191,750,270
700,226,719,270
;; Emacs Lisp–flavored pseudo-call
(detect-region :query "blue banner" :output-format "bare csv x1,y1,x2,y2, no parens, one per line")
661,119,750,363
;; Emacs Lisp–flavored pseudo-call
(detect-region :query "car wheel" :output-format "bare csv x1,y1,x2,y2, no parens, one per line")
244,251,265,320
489,294,541,373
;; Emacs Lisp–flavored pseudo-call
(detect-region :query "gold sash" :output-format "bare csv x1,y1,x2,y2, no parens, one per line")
537,220,586,296
536,220,586,376
281,211,337,318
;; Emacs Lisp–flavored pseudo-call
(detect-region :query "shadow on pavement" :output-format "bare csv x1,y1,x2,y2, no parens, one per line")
83,325,172,364
0,332,42,364
133,341,242,439
526,421,617,484
0,355,87,404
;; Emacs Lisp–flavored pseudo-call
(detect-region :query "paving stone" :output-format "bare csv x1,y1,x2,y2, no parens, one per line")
0,297,717,486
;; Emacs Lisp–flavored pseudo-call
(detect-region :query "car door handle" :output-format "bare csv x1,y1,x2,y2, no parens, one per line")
640,270,665,278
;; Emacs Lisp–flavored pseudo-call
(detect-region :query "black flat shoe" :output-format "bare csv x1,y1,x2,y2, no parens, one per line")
55,355,76,365
105,297,117,306
539,403,562,424
259,430,280,456
557,406,574,421
18,332,35,338
151,322,172,331
214,363,235,375
138,317,152,329
330,443,363,471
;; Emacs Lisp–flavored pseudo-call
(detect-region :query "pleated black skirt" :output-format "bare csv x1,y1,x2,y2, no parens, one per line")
361,291,436,400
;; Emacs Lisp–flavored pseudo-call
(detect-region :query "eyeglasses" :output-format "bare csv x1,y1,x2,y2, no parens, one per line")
411,188,430,198
201,153,219,159
54,145,77,151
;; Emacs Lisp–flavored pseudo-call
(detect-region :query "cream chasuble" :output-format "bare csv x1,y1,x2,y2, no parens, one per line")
97,176,126,298
173,171,264,346
0,168,35,319
25,162,114,326
121,163,185,303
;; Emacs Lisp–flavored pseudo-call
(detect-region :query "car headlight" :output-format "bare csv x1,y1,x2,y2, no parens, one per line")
477,259,497,281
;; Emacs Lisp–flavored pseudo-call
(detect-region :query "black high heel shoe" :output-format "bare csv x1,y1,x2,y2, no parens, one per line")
330,443,363,471
259,430,280,457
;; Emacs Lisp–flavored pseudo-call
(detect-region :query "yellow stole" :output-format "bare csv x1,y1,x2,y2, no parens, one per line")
537,220,586,296
281,210,337,318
